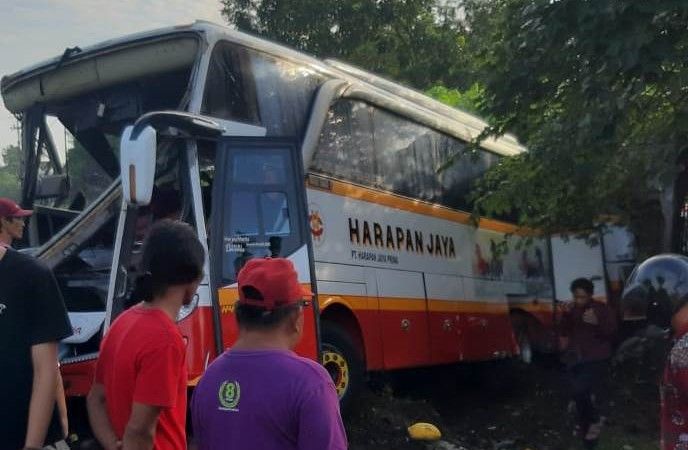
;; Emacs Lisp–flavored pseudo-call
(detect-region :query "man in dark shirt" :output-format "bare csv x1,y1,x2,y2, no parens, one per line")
560,277,617,448
0,197,72,450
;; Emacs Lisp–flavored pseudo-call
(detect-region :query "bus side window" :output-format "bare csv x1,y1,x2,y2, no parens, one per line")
202,43,260,125
311,100,374,186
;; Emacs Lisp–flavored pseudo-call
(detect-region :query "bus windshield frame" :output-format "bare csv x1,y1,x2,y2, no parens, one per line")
17,58,200,250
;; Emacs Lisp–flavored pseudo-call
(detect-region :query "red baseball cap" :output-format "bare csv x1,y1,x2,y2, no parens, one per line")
0,198,32,218
237,258,313,310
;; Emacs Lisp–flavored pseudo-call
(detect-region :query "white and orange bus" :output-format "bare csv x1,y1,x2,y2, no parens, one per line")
1,21,634,412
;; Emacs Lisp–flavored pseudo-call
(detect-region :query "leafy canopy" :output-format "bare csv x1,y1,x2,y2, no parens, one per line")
463,0,688,249
220,0,470,89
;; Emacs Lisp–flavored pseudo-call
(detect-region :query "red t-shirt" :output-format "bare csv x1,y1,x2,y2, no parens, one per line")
96,305,187,450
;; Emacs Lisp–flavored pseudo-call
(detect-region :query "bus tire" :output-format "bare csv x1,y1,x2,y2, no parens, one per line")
321,322,364,415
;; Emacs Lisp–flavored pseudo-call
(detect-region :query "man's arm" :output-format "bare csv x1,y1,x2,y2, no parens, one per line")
24,342,59,448
86,383,121,450
122,403,161,450
56,371,68,439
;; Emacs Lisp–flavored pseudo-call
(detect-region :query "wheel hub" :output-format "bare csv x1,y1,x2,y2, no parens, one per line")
322,348,350,397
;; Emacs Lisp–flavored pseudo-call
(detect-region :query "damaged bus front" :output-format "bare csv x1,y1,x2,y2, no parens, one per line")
1,26,204,395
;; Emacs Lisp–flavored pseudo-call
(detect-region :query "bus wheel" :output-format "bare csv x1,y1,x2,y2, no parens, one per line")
321,323,363,414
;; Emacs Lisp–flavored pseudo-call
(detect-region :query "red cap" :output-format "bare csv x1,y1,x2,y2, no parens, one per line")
0,198,32,218
237,258,312,310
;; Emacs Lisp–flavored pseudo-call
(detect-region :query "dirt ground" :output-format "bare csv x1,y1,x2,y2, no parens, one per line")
69,337,665,450
346,341,666,450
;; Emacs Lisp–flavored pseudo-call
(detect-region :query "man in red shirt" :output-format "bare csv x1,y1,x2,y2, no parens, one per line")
87,220,205,450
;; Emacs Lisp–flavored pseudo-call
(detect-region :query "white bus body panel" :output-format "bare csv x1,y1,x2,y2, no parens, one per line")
551,235,606,302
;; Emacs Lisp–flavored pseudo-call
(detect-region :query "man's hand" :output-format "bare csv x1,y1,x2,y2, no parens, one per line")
582,308,599,325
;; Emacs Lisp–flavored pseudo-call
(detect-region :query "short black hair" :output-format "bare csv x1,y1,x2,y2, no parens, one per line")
570,277,594,295
130,220,205,301
234,286,300,331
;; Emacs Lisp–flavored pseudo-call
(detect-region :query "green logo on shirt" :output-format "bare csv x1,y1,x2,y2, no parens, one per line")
218,380,241,412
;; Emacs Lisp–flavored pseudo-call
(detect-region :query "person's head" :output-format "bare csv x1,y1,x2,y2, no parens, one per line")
151,187,183,221
131,219,205,307
0,197,32,243
570,277,594,306
235,258,312,348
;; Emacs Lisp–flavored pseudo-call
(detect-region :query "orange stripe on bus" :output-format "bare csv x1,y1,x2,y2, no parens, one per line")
510,302,554,314
220,288,514,315
428,299,510,314
311,176,532,235
320,294,510,314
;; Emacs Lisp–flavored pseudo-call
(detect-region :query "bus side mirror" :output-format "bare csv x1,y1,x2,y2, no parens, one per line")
120,110,227,205
120,124,156,206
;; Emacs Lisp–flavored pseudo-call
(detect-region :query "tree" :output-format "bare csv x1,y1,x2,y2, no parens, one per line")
462,0,688,255
425,82,487,116
0,145,21,201
220,0,471,90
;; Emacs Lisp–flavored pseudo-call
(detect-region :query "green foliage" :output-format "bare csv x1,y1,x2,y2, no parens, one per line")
220,0,470,90
425,83,487,116
463,0,688,252
0,145,21,201
65,141,112,206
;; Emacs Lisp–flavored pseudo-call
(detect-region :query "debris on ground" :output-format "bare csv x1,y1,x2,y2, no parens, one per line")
347,353,663,450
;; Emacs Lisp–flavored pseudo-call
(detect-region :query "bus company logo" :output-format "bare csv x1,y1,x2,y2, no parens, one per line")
309,204,325,245
218,380,241,412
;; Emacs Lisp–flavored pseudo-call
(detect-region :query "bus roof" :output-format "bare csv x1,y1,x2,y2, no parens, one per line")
1,21,525,157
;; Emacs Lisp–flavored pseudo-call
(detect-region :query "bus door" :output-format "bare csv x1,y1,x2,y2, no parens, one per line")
376,268,431,369
210,137,319,360
458,277,514,361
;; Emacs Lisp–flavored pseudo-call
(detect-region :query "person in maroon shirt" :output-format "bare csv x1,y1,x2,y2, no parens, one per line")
559,277,617,448
86,220,205,450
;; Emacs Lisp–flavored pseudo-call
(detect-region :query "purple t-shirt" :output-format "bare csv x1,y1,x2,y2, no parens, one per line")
191,349,348,450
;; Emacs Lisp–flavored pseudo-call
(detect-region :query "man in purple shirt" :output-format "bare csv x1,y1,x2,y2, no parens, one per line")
191,258,347,450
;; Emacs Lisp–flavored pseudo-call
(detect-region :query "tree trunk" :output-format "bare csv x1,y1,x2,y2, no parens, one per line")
660,183,675,253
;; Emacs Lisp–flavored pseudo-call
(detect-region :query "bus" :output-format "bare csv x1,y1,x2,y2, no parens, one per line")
0,21,630,412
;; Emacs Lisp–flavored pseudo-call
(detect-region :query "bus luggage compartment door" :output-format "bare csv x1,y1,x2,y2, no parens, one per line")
375,268,430,369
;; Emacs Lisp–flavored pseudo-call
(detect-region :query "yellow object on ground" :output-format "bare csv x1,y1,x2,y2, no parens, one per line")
407,422,442,441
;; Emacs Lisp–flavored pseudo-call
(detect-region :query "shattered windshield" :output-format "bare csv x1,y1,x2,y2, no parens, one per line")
19,66,194,247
